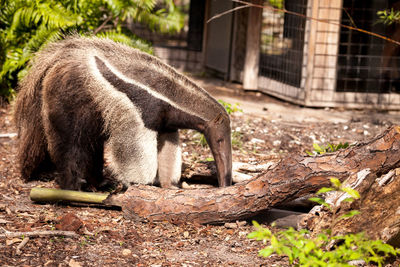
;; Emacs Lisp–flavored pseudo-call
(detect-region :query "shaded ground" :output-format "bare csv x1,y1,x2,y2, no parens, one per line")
1,77,399,266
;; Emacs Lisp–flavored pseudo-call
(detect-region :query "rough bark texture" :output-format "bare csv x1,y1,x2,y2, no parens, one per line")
306,166,400,247
106,126,400,224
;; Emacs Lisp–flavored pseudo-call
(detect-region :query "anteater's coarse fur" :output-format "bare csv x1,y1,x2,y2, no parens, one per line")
14,36,232,190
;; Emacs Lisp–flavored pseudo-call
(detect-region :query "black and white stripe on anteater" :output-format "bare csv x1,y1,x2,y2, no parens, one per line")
14,36,232,190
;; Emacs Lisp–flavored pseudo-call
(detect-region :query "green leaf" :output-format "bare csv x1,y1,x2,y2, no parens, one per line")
328,143,335,152
309,197,330,209
316,187,334,194
340,210,360,219
313,143,323,153
341,197,355,203
305,150,314,156
259,247,274,258
270,235,278,247
330,177,341,188
342,187,360,199
252,220,260,228
247,231,258,239
304,240,316,254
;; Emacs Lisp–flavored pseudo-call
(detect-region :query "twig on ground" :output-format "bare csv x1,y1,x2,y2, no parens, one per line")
0,230,79,238
0,133,17,138
15,237,29,255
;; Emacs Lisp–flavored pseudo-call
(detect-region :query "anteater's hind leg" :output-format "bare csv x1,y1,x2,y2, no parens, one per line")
44,125,105,190
41,97,105,190
43,116,105,190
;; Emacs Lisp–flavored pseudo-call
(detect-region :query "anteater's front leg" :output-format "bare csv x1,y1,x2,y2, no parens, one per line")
157,131,182,188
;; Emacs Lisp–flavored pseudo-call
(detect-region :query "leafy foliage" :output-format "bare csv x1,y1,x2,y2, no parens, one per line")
306,142,349,156
267,0,284,9
0,0,184,100
377,8,400,25
248,222,399,267
248,179,400,266
309,177,360,217
218,100,243,115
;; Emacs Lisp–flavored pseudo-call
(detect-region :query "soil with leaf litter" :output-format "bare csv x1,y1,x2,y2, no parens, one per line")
1,79,399,266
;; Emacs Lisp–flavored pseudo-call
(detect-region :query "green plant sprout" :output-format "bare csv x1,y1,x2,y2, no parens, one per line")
306,142,349,156
377,8,400,25
309,177,360,215
268,0,284,9
248,222,399,267
248,178,399,266
218,100,243,115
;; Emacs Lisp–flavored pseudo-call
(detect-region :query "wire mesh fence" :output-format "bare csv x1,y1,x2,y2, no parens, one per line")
259,0,308,88
337,0,400,94
257,0,400,109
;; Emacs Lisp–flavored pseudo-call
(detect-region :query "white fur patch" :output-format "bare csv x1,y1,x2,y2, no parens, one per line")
86,54,159,185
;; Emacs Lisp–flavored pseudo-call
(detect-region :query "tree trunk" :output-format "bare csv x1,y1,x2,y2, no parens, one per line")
106,126,400,224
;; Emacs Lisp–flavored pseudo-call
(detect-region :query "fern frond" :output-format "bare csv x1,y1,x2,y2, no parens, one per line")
5,2,80,43
0,25,62,83
36,2,82,29
133,7,184,33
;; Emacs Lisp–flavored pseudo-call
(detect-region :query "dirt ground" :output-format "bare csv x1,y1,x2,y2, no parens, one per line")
1,77,400,266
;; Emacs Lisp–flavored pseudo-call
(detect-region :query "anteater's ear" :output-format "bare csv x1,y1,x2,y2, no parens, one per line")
212,113,224,125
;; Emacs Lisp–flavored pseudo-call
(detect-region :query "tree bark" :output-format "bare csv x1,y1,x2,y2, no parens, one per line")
305,165,400,247
106,126,400,224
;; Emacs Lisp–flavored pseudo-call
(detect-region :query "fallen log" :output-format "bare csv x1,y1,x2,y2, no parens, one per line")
104,126,400,224
30,126,400,224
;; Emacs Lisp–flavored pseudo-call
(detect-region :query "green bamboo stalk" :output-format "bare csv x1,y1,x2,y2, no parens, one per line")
30,187,110,204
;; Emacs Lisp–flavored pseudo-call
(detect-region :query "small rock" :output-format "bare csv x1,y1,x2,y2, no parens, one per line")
68,259,83,267
273,140,281,146
250,138,265,144
183,231,189,238
122,249,132,257
224,222,238,229
56,213,83,232
238,231,248,237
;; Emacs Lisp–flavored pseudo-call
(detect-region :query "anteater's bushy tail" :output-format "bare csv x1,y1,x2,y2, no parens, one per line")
13,56,52,180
